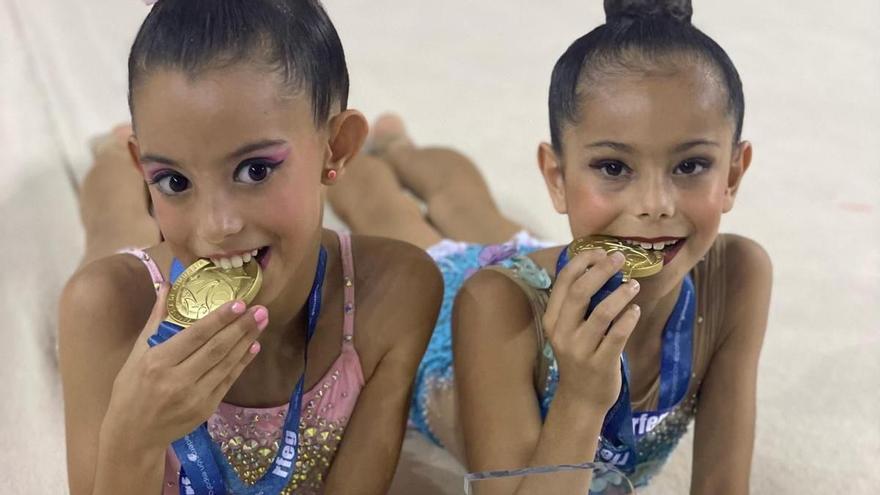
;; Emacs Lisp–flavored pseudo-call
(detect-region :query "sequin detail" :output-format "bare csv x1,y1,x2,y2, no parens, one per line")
160,231,365,495
411,234,553,444
534,287,699,489
627,393,698,487
209,396,348,494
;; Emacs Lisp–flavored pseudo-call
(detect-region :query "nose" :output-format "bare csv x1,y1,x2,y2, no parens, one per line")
635,173,675,220
196,191,244,244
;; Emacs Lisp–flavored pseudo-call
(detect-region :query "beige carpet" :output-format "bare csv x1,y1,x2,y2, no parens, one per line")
2,0,878,493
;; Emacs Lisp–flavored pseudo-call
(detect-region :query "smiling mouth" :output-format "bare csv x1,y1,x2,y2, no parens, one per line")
618,237,684,253
616,236,688,265
207,246,271,270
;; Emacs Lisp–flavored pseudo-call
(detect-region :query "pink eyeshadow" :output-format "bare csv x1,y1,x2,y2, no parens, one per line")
263,146,291,163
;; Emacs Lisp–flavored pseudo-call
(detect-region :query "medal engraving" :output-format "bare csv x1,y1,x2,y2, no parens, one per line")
567,236,663,280
167,259,262,327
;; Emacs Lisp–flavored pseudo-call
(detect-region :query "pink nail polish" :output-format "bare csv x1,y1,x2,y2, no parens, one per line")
253,307,268,324
231,301,246,314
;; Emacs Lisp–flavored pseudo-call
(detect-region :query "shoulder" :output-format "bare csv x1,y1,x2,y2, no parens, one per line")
452,268,542,399
349,234,442,294
59,253,156,355
719,233,772,286
347,235,443,366
715,234,773,348
718,234,772,311
349,234,443,313
455,267,539,342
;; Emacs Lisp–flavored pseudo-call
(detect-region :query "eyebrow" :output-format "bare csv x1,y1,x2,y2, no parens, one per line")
139,139,289,166
672,139,720,152
585,141,636,153
584,139,720,153
225,139,288,160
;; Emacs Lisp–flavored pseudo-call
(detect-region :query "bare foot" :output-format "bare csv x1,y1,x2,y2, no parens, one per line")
88,123,133,159
365,113,414,157
78,124,160,264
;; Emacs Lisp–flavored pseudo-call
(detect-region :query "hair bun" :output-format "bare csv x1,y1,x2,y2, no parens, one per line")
604,0,693,24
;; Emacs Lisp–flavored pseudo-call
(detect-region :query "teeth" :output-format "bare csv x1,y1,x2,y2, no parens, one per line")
210,250,262,269
618,239,680,250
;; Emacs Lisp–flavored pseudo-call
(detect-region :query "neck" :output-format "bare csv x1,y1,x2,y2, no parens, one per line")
627,278,683,350
256,235,327,359
223,238,328,407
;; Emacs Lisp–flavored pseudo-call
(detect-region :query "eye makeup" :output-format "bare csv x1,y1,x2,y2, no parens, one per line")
261,146,291,164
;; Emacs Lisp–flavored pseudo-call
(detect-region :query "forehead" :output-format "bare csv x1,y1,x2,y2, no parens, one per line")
131,65,314,145
569,63,733,149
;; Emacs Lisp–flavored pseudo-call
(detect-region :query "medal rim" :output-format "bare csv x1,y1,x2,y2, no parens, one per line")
166,259,263,327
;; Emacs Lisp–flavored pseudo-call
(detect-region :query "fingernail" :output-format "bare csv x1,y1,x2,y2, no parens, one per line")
632,304,641,314
249,341,261,354
630,279,640,292
253,307,269,329
611,251,625,264
231,301,246,314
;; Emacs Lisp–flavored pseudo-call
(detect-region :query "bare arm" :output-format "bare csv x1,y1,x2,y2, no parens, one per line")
59,259,165,495
60,255,266,495
690,236,772,495
323,245,443,494
456,250,640,495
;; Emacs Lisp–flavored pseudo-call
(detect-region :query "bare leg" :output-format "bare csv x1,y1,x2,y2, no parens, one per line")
327,151,443,250
78,124,160,266
370,114,523,245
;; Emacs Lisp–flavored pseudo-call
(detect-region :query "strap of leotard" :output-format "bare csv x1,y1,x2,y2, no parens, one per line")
335,231,357,348
119,248,165,292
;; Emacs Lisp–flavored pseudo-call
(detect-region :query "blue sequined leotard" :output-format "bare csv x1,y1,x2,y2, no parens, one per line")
410,234,729,489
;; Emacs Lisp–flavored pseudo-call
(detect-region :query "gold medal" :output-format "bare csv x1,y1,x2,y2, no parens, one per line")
166,259,263,327
567,235,663,281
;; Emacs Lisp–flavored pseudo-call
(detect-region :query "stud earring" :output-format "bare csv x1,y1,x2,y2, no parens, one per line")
326,170,338,181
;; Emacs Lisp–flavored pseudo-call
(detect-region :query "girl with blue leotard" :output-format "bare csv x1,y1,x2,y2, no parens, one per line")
330,0,772,493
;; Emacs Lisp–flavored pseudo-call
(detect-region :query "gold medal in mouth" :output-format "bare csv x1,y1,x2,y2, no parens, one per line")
166,259,263,327
567,235,664,281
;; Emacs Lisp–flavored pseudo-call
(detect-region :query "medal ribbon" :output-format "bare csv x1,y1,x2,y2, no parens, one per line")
555,247,694,473
148,247,328,495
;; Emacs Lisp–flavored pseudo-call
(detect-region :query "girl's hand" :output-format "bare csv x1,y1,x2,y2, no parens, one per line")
542,249,641,411
101,283,266,451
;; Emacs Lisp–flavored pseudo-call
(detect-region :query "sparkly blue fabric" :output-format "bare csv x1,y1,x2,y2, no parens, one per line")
409,241,546,445
536,293,698,489
411,236,705,491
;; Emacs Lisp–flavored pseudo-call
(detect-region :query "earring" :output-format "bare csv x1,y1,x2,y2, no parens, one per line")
326,169,338,181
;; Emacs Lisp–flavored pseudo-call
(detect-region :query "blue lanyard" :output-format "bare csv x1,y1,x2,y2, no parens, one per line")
554,248,694,473
148,247,328,494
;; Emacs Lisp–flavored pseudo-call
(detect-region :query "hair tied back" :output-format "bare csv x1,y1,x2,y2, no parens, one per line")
603,0,693,24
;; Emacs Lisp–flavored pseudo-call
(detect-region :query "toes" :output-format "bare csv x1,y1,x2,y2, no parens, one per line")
367,113,412,156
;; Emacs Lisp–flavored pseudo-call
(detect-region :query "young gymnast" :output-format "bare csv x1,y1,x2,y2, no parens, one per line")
328,0,772,493
59,1,443,494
